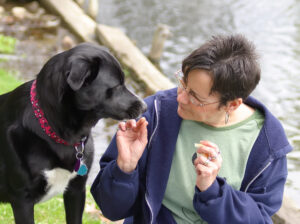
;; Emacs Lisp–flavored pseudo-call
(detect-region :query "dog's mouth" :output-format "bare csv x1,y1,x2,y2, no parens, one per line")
100,100,147,121
126,100,147,119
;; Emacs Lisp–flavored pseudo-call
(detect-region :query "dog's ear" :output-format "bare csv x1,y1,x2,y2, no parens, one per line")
66,60,91,91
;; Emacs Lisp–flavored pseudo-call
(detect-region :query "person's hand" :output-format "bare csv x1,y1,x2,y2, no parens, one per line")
193,141,222,192
116,117,148,173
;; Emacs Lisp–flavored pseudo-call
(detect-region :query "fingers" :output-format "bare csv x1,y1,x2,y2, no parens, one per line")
127,119,137,129
118,117,147,132
194,154,219,176
193,141,222,192
135,117,147,130
200,140,220,155
195,140,220,160
193,140,222,170
195,162,218,177
194,154,216,167
139,119,148,143
118,121,127,131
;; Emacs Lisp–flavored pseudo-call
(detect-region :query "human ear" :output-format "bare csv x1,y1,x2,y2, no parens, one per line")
227,98,243,112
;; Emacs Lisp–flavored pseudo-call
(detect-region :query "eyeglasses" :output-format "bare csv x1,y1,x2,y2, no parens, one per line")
175,70,220,107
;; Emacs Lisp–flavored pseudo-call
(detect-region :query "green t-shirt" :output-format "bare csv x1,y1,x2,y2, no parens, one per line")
162,110,264,224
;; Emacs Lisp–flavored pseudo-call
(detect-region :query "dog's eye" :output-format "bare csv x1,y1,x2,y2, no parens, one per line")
106,88,113,98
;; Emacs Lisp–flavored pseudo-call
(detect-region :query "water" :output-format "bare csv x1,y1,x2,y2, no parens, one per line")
92,0,300,207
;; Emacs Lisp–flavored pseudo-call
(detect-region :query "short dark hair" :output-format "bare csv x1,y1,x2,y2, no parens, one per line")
181,34,260,106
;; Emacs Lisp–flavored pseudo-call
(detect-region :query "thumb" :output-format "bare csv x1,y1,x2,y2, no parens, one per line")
140,120,148,145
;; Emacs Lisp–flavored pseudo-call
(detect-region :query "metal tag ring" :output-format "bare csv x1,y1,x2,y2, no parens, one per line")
76,152,83,160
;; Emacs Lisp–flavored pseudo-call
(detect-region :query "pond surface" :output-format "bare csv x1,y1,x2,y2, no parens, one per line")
95,0,300,207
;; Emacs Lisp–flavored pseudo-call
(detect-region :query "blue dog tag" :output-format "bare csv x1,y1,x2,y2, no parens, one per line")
77,163,88,176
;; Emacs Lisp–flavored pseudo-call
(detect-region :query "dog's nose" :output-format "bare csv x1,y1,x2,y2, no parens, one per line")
127,99,147,119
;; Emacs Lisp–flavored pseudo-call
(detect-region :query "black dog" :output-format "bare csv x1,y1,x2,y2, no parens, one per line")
0,42,147,224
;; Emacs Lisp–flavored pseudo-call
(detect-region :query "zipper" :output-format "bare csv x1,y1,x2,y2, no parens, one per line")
244,161,272,192
145,194,154,224
148,99,159,148
145,99,159,224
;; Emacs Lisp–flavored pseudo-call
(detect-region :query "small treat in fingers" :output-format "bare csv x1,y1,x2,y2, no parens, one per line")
192,143,209,164
194,143,209,159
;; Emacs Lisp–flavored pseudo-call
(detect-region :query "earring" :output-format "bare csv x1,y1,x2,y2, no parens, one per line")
225,111,230,125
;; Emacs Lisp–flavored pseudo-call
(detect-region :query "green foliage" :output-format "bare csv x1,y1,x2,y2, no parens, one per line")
0,34,17,54
123,68,130,78
0,69,22,94
0,188,101,224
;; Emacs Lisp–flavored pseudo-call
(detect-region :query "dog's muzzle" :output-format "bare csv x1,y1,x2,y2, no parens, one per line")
127,100,147,119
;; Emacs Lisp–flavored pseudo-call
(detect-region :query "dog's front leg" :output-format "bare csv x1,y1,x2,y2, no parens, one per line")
63,183,86,224
11,201,34,224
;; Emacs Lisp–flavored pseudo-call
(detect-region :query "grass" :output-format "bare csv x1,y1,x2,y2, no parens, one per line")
0,188,102,224
0,34,17,54
0,34,21,94
0,69,22,94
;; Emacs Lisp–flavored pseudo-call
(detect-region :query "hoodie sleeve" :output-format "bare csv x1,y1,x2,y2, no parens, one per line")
90,136,140,221
91,94,156,221
193,156,288,224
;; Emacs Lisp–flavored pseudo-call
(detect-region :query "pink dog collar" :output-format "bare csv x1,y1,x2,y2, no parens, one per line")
30,80,88,175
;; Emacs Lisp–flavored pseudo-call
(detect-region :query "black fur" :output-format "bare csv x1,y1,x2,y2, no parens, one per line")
0,42,147,224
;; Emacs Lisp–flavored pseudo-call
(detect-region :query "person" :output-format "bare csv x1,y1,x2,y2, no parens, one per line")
91,34,292,224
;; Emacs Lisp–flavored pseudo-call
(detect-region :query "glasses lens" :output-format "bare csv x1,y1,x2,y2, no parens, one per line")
175,70,184,89
175,70,203,106
189,95,201,106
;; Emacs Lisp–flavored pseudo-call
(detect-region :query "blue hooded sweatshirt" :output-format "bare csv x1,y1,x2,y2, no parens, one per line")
91,88,292,224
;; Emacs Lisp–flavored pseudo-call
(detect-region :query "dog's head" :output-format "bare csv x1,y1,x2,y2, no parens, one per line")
37,42,147,121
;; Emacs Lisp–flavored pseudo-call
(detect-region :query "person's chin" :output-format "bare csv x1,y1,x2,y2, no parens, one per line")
177,106,187,119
